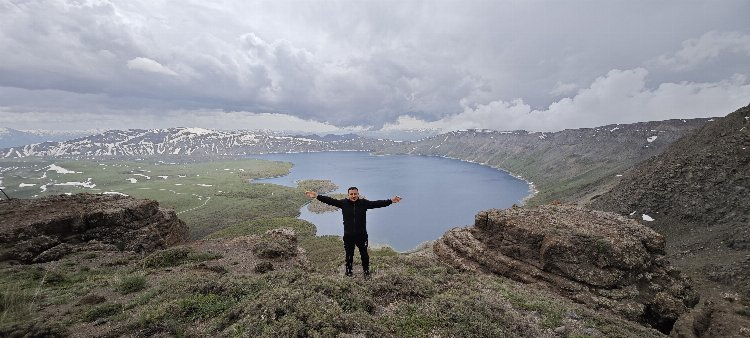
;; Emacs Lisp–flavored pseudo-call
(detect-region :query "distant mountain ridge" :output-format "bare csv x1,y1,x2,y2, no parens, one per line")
0,128,101,148
1,127,397,158
378,118,714,204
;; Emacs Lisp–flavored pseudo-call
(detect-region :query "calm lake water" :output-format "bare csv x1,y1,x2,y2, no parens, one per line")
250,152,531,251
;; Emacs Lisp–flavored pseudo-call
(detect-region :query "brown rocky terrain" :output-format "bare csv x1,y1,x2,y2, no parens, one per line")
590,105,749,245
589,104,750,337
434,205,699,334
0,193,189,263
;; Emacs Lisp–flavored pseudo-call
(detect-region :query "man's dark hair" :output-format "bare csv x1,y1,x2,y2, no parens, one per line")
347,187,358,192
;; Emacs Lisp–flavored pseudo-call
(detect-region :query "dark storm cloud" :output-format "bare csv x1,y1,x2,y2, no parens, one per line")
1,0,749,131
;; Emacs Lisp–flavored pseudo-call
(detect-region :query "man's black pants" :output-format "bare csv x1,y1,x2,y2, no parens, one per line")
343,233,369,272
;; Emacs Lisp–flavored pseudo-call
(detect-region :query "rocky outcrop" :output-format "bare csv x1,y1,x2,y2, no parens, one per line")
434,205,699,333
670,295,750,338
252,228,303,259
188,228,311,275
0,193,189,263
590,105,750,306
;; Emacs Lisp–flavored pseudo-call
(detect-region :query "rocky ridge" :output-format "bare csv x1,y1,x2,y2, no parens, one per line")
590,106,750,297
1,127,396,158
588,105,750,337
0,193,189,263
434,205,699,333
591,105,749,247
379,118,712,204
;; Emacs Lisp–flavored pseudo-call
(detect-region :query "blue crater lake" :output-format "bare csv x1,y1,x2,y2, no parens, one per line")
250,152,531,251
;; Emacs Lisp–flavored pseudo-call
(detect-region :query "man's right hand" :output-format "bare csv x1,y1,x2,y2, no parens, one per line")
305,191,318,198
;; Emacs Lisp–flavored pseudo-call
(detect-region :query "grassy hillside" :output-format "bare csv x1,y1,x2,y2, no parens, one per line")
0,228,664,337
0,157,676,337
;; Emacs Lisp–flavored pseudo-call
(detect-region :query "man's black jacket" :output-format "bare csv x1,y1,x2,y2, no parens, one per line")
316,195,392,235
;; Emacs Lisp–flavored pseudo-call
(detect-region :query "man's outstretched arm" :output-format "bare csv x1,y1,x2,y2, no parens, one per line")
305,191,343,207
364,195,402,209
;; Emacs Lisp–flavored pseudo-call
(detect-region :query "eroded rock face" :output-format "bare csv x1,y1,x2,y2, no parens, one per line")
434,205,699,333
0,193,189,263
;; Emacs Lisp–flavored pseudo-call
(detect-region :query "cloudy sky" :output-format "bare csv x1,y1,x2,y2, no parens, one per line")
1,0,749,133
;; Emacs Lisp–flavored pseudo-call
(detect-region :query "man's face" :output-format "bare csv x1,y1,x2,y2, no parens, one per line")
348,189,359,202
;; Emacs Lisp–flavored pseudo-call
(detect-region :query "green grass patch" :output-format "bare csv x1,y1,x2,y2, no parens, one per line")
226,270,377,337
370,273,435,302
296,179,338,193
491,282,565,329
83,302,123,322
300,236,343,273
177,293,234,321
117,275,147,294
0,158,304,239
381,289,521,338
385,303,439,337
143,247,222,269
0,285,34,325
206,217,316,239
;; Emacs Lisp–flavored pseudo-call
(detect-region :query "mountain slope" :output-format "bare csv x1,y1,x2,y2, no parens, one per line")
591,105,749,227
378,118,712,204
1,128,395,158
591,104,750,299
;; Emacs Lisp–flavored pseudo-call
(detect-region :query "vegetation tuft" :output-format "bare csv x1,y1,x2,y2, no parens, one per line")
143,247,222,269
84,303,123,322
296,179,338,194
117,275,146,294
207,217,316,239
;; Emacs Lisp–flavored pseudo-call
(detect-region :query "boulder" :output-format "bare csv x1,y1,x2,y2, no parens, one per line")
251,228,300,259
434,204,699,333
0,193,189,263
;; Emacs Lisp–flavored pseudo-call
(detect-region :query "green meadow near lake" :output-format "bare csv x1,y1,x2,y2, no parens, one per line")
0,158,308,239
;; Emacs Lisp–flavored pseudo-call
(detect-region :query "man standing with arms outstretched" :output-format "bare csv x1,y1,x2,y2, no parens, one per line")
305,187,402,278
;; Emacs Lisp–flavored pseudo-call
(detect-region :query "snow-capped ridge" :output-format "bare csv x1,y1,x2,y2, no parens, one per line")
1,128,395,158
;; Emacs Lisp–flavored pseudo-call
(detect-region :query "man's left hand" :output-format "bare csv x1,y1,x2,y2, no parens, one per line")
392,196,402,203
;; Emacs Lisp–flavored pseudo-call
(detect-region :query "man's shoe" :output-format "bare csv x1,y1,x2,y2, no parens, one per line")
363,270,371,279
345,270,353,277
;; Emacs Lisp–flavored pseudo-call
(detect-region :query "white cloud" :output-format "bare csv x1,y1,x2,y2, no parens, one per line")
384,68,750,132
158,110,368,133
550,81,579,96
127,57,178,76
656,31,750,70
